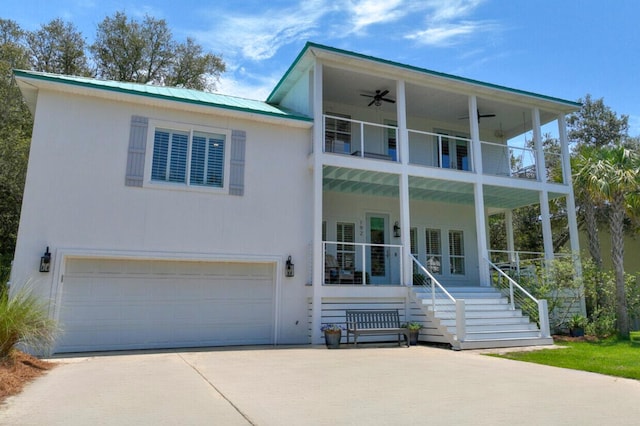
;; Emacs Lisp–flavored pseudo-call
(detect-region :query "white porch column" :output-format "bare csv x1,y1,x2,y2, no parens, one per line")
468,95,483,174
558,114,582,275
474,183,490,285
311,61,324,344
469,95,489,284
505,210,515,263
397,80,412,285
532,107,546,182
539,190,554,261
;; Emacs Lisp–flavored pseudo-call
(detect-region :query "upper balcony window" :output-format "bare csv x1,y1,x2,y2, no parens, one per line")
325,114,351,154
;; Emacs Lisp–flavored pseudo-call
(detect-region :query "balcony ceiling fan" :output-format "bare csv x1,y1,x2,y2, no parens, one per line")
360,89,396,107
459,109,496,122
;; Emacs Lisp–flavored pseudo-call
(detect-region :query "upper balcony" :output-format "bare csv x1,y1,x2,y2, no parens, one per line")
319,64,569,185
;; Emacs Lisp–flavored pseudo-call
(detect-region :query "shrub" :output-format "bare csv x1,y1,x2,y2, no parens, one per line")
0,285,58,358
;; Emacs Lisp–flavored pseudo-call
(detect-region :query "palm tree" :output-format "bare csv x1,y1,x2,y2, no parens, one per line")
574,145,640,337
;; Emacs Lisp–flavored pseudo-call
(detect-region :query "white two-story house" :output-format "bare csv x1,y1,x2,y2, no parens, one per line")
10,42,581,353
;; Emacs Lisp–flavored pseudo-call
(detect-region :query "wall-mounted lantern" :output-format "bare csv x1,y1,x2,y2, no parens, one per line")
285,255,295,277
39,246,51,273
393,221,401,238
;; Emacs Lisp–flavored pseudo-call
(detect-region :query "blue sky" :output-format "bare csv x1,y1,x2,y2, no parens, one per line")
5,0,640,135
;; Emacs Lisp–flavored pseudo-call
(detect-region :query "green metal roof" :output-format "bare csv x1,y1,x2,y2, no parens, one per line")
268,42,581,109
13,69,312,123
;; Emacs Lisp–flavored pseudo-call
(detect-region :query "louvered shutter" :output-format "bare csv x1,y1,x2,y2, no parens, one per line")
229,130,246,196
125,116,148,187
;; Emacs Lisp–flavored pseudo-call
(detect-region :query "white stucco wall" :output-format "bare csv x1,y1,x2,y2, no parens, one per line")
11,88,314,344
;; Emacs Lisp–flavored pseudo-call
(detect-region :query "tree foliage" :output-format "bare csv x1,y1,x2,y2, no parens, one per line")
0,19,32,272
27,18,90,75
567,94,629,149
574,145,640,337
90,12,225,89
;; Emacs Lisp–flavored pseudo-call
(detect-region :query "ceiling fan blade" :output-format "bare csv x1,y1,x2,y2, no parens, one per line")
360,93,374,98
368,99,376,107
479,113,496,118
378,90,389,97
382,98,395,103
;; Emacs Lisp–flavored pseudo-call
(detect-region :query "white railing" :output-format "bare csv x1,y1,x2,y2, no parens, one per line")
486,258,550,338
323,115,399,162
480,140,537,179
408,129,474,172
322,115,569,186
410,254,467,342
323,241,403,285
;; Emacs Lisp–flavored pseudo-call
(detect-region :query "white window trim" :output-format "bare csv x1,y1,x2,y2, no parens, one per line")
143,119,232,194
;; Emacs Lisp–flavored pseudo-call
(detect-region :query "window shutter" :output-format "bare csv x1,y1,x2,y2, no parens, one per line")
125,116,148,187
229,129,246,196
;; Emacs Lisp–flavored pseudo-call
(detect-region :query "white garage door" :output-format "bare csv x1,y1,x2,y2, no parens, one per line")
56,258,275,353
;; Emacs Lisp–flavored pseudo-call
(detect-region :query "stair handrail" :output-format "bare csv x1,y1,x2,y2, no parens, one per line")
485,258,551,338
410,254,456,306
485,258,538,309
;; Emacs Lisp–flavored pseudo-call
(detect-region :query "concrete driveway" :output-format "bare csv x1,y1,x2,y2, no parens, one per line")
2,345,640,425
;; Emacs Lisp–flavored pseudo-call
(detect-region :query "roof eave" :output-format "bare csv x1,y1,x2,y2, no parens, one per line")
13,70,313,127
268,42,581,113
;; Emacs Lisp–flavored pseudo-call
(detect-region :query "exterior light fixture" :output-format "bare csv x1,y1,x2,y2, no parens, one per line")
39,246,51,273
393,222,401,238
285,255,295,277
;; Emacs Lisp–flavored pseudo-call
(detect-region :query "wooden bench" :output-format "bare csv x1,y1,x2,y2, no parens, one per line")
345,309,410,347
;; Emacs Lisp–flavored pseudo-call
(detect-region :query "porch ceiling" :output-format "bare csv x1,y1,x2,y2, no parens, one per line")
322,65,561,139
324,166,563,210
323,166,399,198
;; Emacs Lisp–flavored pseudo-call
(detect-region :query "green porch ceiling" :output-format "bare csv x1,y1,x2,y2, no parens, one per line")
323,166,566,209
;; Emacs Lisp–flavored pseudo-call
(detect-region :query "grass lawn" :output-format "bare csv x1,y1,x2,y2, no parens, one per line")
492,337,640,380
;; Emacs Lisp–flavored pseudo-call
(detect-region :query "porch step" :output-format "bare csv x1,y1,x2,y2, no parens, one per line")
433,308,525,319
439,316,530,326
455,337,554,350
409,284,552,350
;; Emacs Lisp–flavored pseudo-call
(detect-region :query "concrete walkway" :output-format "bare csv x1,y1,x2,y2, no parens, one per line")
2,345,640,425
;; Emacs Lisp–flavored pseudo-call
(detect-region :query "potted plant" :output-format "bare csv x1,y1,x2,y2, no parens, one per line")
402,322,423,345
568,314,587,337
321,324,343,349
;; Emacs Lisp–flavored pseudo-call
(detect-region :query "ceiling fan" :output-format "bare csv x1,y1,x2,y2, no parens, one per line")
459,109,496,122
360,89,395,107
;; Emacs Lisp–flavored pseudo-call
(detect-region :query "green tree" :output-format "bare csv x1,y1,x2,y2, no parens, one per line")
166,37,226,91
0,19,32,279
567,94,629,149
90,11,224,90
27,18,91,76
574,146,640,337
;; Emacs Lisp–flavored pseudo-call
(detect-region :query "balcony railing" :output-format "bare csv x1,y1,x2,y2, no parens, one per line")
408,129,473,172
322,114,566,183
323,241,403,285
324,115,399,162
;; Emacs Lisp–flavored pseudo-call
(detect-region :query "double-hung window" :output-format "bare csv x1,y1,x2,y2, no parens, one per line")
150,126,227,189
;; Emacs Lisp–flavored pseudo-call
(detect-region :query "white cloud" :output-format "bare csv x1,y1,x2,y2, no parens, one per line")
194,0,330,61
405,0,497,47
346,0,407,33
406,20,497,47
424,0,485,21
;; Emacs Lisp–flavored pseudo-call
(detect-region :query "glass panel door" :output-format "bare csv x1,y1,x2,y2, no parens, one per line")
367,214,389,284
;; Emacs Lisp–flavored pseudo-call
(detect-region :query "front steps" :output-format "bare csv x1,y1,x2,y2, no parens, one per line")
411,286,553,350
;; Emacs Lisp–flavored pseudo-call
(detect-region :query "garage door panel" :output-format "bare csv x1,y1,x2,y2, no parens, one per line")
57,259,275,353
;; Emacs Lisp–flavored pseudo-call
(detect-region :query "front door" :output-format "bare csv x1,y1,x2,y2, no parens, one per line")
366,214,390,284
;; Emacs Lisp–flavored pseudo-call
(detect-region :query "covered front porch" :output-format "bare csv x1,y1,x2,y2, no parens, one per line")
319,165,574,288
310,165,576,348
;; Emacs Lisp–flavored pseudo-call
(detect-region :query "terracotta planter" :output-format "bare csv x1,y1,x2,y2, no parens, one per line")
324,331,341,349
